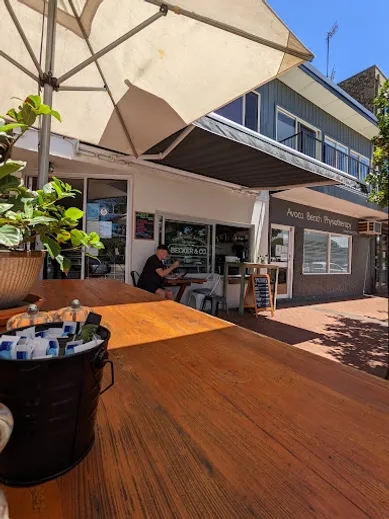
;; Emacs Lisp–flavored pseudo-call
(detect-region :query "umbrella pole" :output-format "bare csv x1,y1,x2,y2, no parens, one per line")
38,0,57,189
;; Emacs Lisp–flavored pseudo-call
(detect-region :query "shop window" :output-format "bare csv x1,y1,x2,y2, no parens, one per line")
303,230,351,274
215,224,250,275
163,219,213,274
159,218,251,274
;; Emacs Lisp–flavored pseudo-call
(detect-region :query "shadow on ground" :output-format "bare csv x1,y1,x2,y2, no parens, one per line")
223,311,389,380
312,315,388,379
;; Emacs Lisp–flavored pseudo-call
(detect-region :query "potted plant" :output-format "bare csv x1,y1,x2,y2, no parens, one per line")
0,95,103,309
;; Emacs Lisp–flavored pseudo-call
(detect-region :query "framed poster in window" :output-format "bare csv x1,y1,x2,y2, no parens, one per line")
135,212,155,240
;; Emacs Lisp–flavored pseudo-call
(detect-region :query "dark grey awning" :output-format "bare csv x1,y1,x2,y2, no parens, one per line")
145,114,364,191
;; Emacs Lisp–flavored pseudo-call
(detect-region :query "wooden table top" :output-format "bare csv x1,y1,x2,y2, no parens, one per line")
164,278,207,286
2,280,389,519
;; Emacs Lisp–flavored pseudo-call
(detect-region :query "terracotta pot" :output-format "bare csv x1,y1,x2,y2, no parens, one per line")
0,251,45,310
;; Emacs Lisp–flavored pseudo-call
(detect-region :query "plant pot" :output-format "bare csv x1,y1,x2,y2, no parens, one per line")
0,322,113,486
0,251,45,310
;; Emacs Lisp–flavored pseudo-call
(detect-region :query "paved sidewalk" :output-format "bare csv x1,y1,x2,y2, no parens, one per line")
222,296,389,379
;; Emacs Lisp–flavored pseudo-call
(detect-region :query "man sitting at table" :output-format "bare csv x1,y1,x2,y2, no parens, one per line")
137,245,180,300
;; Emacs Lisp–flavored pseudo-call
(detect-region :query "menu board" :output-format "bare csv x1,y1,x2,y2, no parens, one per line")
244,274,274,317
135,212,155,240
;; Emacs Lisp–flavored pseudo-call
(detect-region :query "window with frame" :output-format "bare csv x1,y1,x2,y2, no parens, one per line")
350,150,370,181
215,92,260,132
162,219,213,274
276,108,320,159
303,230,351,274
324,137,349,173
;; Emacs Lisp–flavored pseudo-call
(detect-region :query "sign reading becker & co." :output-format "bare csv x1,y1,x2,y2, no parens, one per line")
271,198,359,234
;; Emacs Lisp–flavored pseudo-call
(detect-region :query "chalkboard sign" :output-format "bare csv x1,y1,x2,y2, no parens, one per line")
244,274,274,317
135,212,155,240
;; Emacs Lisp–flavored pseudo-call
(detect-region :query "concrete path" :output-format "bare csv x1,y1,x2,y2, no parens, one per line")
223,296,389,379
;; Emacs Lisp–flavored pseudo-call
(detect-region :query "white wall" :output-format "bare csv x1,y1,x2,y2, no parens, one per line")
131,165,270,308
132,166,258,272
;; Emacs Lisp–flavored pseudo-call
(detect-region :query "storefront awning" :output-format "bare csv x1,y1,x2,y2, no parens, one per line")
145,114,364,191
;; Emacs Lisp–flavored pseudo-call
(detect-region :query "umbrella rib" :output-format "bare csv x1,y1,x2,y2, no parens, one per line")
145,0,313,61
0,50,40,83
4,0,44,77
65,0,140,158
58,86,107,92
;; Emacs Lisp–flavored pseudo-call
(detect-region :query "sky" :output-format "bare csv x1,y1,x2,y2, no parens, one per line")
268,0,388,83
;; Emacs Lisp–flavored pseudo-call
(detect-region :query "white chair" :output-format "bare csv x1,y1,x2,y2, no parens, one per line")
188,274,220,310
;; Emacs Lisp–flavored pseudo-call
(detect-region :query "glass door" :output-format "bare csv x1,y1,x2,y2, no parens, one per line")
85,179,128,283
270,225,294,299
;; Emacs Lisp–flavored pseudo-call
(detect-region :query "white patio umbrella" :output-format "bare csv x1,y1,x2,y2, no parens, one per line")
0,0,313,187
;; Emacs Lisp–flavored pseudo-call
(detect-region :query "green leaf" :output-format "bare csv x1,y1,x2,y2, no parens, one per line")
70,228,84,247
34,104,51,115
20,103,37,127
0,203,13,214
0,123,27,133
29,216,57,226
43,182,55,194
64,207,84,220
4,210,19,221
56,254,71,274
41,235,61,258
0,160,26,179
0,174,20,191
88,232,101,245
56,231,71,243
50,110,61,122
6,109,18,121
24,201,33,219
26,95,41,109
0,224,22,246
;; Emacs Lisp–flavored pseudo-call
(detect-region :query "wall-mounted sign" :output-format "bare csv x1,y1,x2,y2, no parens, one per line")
271,199,358,235
135,212,155,240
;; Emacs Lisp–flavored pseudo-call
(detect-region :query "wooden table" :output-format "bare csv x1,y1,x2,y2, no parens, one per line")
2,279,389,519
164,277,206,302
223,262,280,315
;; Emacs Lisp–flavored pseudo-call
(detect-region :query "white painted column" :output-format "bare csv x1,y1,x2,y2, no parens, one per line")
251,190,270,262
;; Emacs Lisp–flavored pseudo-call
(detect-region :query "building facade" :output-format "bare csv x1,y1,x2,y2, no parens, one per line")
16,62,387,305
213,63,387,302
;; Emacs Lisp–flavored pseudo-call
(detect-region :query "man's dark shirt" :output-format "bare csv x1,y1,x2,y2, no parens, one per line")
137,254,164,293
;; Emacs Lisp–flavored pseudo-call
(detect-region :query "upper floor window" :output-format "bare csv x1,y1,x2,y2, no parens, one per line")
350,151,370,181
215,92,260,132
324,137,349,173
276,108,320,159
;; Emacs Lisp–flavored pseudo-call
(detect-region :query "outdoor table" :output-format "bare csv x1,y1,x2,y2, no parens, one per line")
164,277,206,302
223,262,280,315
1,279,388,519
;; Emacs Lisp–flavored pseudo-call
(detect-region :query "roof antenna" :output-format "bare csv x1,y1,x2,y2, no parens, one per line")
330,65,336,82
326,22,338,78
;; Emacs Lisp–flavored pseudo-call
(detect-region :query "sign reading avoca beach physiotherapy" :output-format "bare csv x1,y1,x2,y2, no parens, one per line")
271,199,358,234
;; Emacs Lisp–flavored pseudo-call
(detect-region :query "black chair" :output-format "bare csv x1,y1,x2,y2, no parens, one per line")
131,271,140,287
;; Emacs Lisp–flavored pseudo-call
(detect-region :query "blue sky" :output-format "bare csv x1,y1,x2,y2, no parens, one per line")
268,0,388,83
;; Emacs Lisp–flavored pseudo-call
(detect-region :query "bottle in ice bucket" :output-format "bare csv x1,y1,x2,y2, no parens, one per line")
6,304,53,331
53,299,91,323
